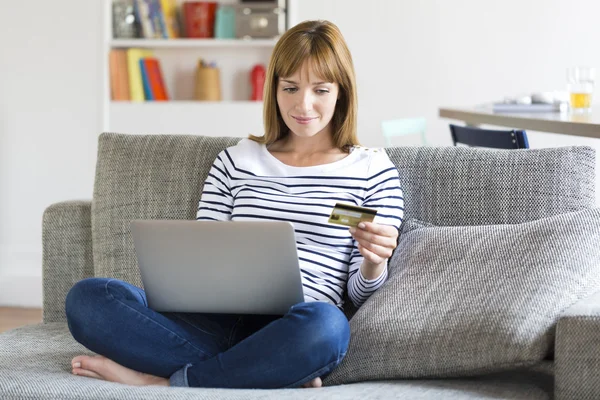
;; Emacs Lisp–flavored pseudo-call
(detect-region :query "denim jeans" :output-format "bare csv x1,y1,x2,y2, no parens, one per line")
65,277,350,388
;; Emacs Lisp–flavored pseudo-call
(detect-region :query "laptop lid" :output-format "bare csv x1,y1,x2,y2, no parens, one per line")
130,220,305,315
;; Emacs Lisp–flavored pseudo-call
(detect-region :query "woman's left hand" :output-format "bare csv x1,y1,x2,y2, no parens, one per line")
349,221,399,269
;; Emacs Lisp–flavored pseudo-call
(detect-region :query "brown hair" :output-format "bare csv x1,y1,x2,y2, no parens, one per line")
248,20,360,150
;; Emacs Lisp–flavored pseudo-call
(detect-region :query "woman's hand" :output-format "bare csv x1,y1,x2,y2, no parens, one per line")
349,221,399,280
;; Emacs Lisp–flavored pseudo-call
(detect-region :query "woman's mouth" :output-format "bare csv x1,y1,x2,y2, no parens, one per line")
292,116,317,125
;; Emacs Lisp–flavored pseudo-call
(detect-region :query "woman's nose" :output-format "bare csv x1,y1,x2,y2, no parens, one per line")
295,91,313,112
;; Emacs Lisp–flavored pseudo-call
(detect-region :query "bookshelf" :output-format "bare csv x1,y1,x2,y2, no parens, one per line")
103,0,298,137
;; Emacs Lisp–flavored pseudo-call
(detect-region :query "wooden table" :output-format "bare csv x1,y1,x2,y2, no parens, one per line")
439,106,600,139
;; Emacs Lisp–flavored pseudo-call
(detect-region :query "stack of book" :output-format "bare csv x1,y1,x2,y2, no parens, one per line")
110,48,169,101
113,0,180,39
113,0,231,39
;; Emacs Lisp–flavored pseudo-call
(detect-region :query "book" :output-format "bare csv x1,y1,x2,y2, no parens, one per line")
143,58,169,100
127,48,154,101
159,0,181,38
134,0,155,38
491,103,566,113
148,0,166,38
109,49,131,101
139,58,154,100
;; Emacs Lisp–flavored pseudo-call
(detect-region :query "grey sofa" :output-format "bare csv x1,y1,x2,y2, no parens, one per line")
1,132,600,400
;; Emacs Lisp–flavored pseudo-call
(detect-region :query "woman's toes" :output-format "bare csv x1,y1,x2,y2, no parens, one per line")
302,377,322,388
72,367,103,380
72,355,102,370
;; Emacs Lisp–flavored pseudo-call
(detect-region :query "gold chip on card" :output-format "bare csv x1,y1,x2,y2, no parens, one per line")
328,203,378,227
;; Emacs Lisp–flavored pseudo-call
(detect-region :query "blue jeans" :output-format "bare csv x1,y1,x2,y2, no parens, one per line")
65,277,350,388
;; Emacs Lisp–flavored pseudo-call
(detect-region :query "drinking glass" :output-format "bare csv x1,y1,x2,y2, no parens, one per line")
567,66,595,113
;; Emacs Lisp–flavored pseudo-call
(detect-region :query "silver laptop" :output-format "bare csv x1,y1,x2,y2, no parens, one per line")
130,220,305,315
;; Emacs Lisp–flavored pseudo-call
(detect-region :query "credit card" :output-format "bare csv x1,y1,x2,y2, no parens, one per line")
328,203,378,227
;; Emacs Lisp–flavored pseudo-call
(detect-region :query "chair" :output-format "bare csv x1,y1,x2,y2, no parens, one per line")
381,117,427,147
449,124,529,149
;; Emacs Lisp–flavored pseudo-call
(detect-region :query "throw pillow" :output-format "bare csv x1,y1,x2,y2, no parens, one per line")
324,209,600,385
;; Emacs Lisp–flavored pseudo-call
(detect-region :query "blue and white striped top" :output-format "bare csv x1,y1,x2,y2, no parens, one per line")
196,138,404,308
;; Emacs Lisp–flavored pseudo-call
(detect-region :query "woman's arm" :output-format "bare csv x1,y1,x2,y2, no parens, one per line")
196,151,234,221
347,152,404,307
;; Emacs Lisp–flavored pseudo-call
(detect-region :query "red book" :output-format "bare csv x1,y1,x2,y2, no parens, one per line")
142,58,169,101
182,1,217,38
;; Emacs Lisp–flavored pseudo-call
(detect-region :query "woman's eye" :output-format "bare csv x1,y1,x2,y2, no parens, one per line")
283,87,297,93
316,89,330,94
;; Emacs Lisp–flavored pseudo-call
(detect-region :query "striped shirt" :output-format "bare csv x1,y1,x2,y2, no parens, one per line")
196,138,404,308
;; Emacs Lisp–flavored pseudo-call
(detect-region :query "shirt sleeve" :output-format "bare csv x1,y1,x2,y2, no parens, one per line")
347,150,405,308
196,151,234,221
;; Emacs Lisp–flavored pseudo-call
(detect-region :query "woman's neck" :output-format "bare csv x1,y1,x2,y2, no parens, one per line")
269,133,344,156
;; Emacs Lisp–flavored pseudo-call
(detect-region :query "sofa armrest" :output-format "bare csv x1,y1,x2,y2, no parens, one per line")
42,200,94,323
555,291,600,400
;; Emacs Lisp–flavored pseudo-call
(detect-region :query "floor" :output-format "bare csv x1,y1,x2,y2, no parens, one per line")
0,307,43,334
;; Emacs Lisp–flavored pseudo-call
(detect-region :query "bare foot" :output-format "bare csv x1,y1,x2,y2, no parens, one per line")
71,355,169,387
302,377,322,388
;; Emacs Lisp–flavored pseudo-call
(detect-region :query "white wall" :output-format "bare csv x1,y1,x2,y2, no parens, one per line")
1,0,599,307
0,1,103,306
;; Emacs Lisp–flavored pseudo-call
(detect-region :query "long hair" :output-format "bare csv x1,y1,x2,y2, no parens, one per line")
248,20,360,149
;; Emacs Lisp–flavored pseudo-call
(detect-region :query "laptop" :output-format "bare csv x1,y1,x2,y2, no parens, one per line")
130,220,305,315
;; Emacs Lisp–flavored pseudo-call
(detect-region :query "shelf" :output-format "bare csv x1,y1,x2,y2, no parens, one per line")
110,100,263,105
110,38,279,48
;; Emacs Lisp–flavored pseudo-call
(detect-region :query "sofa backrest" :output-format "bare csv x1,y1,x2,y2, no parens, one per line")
92,133,596,290
92,133,241,286
386,145,595,226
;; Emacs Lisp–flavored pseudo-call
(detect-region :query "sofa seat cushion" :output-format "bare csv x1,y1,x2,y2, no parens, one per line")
0,323,551,399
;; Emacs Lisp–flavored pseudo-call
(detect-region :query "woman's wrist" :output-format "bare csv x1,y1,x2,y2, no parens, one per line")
360,259,387,281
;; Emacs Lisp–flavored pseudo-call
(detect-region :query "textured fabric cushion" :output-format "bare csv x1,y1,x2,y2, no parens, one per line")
555,290,600,399
385,146,595,226
92,133,241,285
0,324,552,399
324,208,600,385
42,200,94,323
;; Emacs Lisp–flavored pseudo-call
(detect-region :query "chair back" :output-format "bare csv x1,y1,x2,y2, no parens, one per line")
381,117,427,147
450,124,529,149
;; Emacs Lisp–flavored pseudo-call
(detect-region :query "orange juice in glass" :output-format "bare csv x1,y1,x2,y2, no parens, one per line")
567,66,595,113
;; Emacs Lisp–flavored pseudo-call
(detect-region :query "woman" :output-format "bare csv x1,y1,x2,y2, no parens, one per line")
65,19,404,389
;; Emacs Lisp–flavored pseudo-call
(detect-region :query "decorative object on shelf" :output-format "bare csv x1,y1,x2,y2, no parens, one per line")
195,60,221,101
182,1,218,38
235,0,286,39
112,0,140,38
214,5,236,39
250,64,266,101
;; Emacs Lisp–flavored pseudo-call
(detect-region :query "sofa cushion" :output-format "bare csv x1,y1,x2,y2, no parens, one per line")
0,323,552,399
92,133,241,285
385,146,595,226
325,208,600,385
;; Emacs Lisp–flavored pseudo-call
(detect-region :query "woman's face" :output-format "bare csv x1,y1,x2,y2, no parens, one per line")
276,60,340,140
